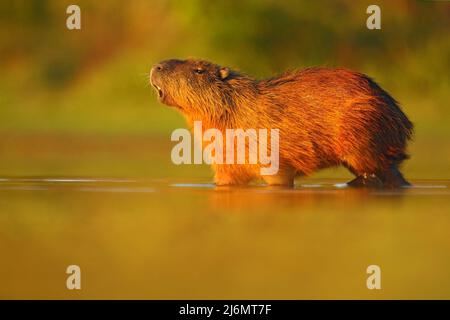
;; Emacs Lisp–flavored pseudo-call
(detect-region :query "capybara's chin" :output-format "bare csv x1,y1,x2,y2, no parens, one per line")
150,58,414,188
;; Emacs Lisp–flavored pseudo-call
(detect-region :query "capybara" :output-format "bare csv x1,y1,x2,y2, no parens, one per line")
150,59,413,188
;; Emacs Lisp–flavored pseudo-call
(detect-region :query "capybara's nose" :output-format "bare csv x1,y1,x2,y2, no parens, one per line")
153,59,183,74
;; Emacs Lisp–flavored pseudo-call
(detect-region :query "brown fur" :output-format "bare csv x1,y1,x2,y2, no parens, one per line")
150,59,413,188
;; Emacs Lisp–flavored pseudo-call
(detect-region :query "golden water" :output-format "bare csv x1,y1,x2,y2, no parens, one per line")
1,178,449,299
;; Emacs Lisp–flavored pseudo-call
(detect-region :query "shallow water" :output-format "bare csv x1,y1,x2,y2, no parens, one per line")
0,177,450,299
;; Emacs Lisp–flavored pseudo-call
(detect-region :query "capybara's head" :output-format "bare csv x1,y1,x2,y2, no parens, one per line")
150,59,250,119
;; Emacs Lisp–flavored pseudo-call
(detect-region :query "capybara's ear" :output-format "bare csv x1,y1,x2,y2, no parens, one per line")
219,67,230,80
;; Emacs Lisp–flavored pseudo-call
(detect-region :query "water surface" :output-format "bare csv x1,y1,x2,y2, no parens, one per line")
0,178,449,299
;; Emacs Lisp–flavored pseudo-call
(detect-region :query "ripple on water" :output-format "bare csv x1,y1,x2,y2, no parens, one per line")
0,178,448,195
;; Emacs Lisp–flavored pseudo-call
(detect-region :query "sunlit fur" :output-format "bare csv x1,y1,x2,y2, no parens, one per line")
151,59,414,188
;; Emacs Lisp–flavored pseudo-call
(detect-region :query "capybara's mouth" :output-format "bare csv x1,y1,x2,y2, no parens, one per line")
152,83,164,99
150,68,164,100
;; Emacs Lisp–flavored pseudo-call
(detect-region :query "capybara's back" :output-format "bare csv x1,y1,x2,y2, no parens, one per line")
150,59,413,188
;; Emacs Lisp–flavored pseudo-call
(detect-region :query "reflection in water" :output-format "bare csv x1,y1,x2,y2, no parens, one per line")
0,178,136,183
0,178,449,299
409,184,447,189
0,185,155,193
171,183,215,188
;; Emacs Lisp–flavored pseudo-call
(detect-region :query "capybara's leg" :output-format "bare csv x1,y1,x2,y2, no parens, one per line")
346,173,383,188
214,166,254,185
214,172,251,185
378,166,411,188
263,174,295,186
344,160,409,188
343,159,384,188
262,166,296,186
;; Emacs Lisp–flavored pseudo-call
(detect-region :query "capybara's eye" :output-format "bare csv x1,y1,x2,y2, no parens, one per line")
194,68,205,75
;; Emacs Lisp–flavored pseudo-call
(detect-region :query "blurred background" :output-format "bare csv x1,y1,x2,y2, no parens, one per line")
0,0,449,180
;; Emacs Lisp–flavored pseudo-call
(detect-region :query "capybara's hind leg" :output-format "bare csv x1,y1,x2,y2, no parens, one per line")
343,160,383,188
378,166,411,188
346,173,384,188
344,161,410,188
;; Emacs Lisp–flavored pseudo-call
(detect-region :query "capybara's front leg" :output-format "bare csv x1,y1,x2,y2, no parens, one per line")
214,166,254,186
214,172,242,186
262,167,296,187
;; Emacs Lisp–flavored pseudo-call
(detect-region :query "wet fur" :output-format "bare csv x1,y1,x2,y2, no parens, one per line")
151,59,414,188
